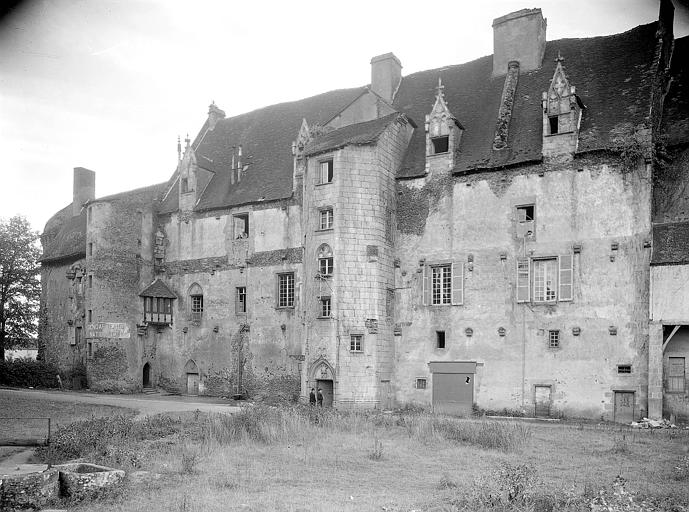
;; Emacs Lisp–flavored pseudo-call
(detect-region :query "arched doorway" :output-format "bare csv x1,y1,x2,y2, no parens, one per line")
184,359,200,395
142,362,152,388
309,358,335,407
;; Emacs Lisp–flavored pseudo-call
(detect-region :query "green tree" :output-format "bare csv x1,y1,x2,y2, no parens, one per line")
0,215,41,360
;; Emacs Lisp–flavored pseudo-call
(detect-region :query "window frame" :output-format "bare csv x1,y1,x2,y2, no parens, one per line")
318,207,334,231
533,258,558,303
422,261,463,306
667,357,686,393
277,272,295,309
415,378,427,390
431,135,450,155
350,334,363,353
431,265,452,305
317,244,334,277
436,330,446,349
617,364,632,375
144,296,174,325
548,330,560,348
317,159,334,185
235,286,247,314
233,213,250,240
318,296,331,319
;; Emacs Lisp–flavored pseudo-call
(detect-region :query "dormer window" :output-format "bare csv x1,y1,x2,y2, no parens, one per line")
139,278,177,325
431,136,449,154
425,78,463,174
548,116,559,135
181,177,189,193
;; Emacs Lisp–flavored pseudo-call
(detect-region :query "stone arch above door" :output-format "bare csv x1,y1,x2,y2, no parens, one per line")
184,359,199,374
309,357,335,381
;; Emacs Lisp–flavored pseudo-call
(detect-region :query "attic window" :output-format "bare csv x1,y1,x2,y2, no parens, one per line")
517,205,535,223
318,159,333,184
234,214,249,239
549,116,559,135
431,136,449,154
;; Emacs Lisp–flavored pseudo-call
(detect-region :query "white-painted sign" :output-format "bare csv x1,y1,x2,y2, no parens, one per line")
86,322,130,339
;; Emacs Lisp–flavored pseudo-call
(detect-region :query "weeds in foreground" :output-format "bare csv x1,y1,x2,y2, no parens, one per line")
610,434,630,454
673,455,689,481
179,443,201,474
368,437,384,460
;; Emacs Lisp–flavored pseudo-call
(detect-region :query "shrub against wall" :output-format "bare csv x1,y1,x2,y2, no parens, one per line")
0,359,59,388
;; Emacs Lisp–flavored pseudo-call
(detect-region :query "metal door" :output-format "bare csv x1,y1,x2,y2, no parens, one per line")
534,385,552,417
432,373,473,416
186,373,199,395
613,391,635,424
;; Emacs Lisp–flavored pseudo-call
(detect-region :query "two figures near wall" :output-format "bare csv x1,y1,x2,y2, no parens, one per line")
309,388,323,407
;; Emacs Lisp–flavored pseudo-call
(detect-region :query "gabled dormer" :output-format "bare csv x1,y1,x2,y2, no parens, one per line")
542,53,585,161
425,78,463,177
178,135,198,212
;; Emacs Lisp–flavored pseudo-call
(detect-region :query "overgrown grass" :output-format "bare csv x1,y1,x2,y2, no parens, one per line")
31,405,689,512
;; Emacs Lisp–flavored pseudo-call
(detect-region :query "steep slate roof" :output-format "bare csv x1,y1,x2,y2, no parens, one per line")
139,278,177,298
662,35,689,146
159,87,367,214
304,113,405,156
394,22,661,177
652,222,689,265
40,205,86,263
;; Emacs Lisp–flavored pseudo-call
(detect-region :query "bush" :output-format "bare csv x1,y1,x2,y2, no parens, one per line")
0,359,59,388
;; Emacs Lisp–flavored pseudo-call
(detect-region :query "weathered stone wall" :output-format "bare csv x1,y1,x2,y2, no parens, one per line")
154,202,304,398
85,186,160,388
394,155,652,420
39,257,87,377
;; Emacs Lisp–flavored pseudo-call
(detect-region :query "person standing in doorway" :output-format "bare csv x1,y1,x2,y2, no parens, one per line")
309,388,316,406
317,388,324,407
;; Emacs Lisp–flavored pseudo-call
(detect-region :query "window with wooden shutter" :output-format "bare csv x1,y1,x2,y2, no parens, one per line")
422,265,431,306
668,357,686,392
559,254,573,301
516,258,530,302
451,262,464,305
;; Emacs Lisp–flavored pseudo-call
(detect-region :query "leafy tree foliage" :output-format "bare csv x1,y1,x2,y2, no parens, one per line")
0,215,41,360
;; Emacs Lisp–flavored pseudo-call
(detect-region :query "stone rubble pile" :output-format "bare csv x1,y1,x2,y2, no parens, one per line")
630,417,677,428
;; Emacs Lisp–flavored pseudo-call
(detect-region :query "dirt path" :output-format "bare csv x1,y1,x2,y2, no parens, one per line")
0,388,242,417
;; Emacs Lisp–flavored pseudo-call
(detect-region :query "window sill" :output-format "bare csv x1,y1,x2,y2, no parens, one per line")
276,306,295,310
316,182,333,187
427,151,449,157
317,316,331,320
545,131,574,138
350,350,363,354
316,228,334,233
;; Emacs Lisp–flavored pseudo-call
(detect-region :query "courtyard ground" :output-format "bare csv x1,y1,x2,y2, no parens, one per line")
1,390,688,511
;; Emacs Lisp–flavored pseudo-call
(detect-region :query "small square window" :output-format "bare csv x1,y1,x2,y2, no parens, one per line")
233,214,249,239
517,205,535,222
318,160,333,184
350,334,363,352
548,330,560,348
431,136,449,154
319,297,331,318
416,378,427,389
436,330,446,349
236,287,246,314
617,365,632,374
319,208,334,230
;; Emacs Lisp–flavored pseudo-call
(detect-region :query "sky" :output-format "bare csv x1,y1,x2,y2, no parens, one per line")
1,0,687,233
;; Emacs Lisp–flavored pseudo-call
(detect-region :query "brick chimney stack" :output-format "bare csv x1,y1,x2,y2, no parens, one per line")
370,52,402,103
73,167,95,216
492,8,547,77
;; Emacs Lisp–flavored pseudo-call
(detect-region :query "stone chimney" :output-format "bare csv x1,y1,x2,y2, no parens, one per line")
492,8,546,77
370,53,402,103
207,102,226,130
73,167,95,216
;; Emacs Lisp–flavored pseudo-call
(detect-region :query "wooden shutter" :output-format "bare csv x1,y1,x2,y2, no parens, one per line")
451,262,464,305
559,254,573,301
422,265,430,306
516,258,530,303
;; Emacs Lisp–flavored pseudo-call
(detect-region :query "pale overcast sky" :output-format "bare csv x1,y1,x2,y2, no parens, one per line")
1,0,687,232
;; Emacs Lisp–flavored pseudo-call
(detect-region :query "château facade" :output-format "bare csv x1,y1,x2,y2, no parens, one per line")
40,3,689,422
